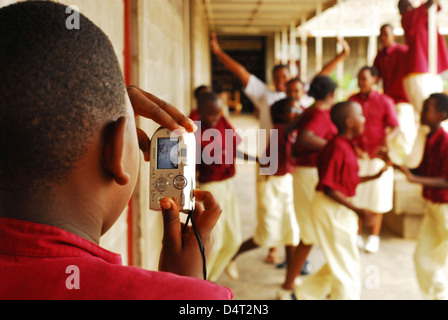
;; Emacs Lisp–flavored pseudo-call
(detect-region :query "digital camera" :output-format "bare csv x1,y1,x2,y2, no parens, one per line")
149,127,196,212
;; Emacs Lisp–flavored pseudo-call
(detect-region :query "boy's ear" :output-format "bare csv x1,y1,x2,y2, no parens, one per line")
102,117,131,186
345,116,355,130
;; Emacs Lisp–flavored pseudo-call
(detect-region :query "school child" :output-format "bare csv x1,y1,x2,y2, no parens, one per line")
295,101,387,300
373,23,415,159
286,78,312,110
0,1,232,300
348,66,400,253
398,0,448,167
190,92,255,282
278,75,339,299
390,93,448,300
228,97,301,276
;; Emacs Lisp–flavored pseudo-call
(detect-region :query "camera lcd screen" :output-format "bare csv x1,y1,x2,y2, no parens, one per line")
157,138,179,169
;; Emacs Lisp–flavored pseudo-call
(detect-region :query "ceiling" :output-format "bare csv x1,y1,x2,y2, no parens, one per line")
203,0,338,35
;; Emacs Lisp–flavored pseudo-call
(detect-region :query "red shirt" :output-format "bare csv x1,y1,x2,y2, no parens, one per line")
294,107,338,167
193,115,242,184
401,4,448,75
263,124,296,176
373,43,410,104
414,127,448,203
316,135,360,198
349,91,399,158
0,218,233,300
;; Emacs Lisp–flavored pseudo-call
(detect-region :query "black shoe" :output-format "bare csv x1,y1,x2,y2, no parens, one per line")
276,261,287,269
300,260,311,275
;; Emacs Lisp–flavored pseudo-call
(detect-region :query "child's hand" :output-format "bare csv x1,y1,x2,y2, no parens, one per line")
400,166,417,183
158,190,222,279
210,32,222,55
127,86,197,161
337,36,351,57
375,146,393,165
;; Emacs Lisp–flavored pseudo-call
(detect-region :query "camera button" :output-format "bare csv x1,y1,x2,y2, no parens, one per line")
173,175,187,189
155,178,169,192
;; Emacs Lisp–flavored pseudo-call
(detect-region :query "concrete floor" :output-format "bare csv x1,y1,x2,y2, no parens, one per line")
212,113,445,300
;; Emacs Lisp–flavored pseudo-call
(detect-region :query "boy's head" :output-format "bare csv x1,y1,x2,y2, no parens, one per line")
194,85,212,100
331,101,365,136
398,0,413,15
421,93,448,127
308,75,337,102
197,92,223,128
286,78,306,101
379,24,395,48
270,97,301,125
0,2,138,235
357,66,378,94
272,64,291,93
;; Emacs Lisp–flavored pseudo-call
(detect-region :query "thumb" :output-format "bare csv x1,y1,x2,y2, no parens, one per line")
160,198,181,249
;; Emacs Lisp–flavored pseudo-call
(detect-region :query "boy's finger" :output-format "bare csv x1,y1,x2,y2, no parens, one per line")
128,86,196,133
160,198,182,249
127,86,185,133
193,190,222,235
136,128,150,162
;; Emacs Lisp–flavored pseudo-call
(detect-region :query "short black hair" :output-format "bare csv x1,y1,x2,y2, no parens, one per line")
287,77,305,87
359,66,379,77
197,92,220,112
330,101,358,133
308,75,337,100
272,64,290,75
429,93,448,120
270,97,297,124
194,85,211,100
380,23,394,31
0,2,126,194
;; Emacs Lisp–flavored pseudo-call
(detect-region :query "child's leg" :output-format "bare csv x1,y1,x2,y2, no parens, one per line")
298,192,361,300
414,202,448,300
281,167,317,285
281,241,313,290
264,247,278,264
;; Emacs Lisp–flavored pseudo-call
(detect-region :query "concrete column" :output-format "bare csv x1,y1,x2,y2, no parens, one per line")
428,2,438,75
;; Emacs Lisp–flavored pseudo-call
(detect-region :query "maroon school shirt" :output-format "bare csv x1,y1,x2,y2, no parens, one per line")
263,124,297,176
0,218,233,300
294,107,338,167
414,127,448,203
315,135,360,198
349,91,399,158
401,4,448,75
373,43,410,104
192,115,242,184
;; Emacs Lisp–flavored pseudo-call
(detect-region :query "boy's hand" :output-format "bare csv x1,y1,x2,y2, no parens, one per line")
127,86,197,161
337,36,351,57
400,166,417,183
158,190,222,279
210,32,222,55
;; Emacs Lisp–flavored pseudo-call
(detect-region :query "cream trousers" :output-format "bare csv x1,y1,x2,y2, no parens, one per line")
292,166,319,245
198,178,242,282
254,173,300,248
296,192,361,300
414,201,448,300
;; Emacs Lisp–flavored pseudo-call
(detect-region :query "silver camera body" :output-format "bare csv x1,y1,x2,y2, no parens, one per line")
149,127,196,212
